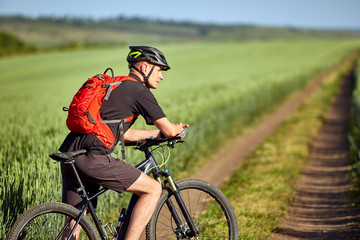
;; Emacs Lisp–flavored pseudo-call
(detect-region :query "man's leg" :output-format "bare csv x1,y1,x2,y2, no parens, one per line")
124,172,162,240
62,218,83,240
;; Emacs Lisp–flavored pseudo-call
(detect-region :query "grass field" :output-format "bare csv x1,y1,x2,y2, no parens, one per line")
1,39,359,237
349,56,360,191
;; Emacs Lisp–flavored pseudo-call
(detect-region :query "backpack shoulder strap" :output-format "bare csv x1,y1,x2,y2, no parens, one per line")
100,76,136,101
114,76,138,82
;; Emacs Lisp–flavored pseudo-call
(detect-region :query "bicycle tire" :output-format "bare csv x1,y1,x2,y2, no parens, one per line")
7,202,100,240
146,178,239,239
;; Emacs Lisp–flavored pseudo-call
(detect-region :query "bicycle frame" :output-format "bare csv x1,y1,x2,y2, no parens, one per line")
65,133,199,239
116,146,199,239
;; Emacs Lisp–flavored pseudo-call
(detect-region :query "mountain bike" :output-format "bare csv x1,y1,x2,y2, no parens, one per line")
7,129,239,239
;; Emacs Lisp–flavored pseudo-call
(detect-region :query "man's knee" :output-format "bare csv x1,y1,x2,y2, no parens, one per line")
127,173,162,197
145,178,162,197
152,180,162,197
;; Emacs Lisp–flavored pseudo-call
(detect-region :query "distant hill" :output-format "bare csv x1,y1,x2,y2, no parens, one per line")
0,15,359,49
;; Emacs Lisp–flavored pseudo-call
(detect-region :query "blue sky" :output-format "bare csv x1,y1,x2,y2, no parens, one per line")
0,0,359,30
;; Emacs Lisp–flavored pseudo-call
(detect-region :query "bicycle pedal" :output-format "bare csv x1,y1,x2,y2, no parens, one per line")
104,223,118,239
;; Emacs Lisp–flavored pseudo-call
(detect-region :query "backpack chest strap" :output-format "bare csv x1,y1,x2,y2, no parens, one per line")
99,113,139,124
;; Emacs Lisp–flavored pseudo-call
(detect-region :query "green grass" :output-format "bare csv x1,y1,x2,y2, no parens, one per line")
349,55,360,201
221,52,357,239
1,40,359,238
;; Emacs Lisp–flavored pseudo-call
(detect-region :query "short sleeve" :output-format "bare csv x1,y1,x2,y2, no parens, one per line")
133,86,166,125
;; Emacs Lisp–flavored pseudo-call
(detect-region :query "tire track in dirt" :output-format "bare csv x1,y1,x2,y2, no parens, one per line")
272,67,360,239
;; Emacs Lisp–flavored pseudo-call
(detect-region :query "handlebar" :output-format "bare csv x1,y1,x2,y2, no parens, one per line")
126,128,189,151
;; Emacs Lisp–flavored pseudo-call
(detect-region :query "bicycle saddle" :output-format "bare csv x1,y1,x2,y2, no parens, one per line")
49,149,87,162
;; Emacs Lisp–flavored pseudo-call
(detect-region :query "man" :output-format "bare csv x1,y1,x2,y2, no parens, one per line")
59,46,189,239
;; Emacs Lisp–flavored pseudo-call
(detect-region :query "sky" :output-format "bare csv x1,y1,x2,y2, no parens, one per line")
0,0,359,30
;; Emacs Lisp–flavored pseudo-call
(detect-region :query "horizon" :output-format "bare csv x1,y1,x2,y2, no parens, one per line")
0,0,359,31
1,13,359,32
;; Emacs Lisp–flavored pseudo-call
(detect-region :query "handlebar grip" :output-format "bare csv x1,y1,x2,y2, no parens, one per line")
124,128,189,149
177,128,189,139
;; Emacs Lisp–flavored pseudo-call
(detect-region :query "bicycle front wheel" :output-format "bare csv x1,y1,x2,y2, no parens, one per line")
7,202,99,240
146,178,238,239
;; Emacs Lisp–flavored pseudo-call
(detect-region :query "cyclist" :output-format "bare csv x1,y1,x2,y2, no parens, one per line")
59,46,189,239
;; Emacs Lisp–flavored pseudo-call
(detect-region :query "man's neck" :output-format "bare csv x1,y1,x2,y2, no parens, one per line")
128,73,143,84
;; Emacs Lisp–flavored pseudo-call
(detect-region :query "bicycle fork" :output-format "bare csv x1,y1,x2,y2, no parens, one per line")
163,170,200,239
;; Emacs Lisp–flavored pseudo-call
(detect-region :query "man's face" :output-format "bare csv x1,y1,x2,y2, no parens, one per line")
147,65,164,89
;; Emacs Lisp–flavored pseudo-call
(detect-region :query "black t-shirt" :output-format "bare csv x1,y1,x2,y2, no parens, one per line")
59,75,166,154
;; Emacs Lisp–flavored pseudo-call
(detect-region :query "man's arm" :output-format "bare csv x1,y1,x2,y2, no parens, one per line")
124,128,160,142
153,117,189,138
124,117,189,142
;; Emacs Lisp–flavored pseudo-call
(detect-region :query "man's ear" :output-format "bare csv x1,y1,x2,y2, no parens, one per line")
139,62,148,75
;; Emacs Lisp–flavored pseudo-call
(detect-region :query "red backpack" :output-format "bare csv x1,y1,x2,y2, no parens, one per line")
65,68,139,152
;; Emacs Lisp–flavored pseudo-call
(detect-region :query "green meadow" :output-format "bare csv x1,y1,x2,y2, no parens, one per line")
1,40,359,237
350,55,360,189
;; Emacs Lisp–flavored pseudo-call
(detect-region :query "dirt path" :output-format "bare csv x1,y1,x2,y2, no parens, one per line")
271,68,360,239
189,58,360,239
191,61,346,188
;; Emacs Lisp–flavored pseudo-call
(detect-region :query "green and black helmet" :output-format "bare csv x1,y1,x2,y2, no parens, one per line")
127,46,170,71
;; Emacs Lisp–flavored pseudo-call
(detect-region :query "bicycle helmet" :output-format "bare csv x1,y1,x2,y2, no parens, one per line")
127,46,170,71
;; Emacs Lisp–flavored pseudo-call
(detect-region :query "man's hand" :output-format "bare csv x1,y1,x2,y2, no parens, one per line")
176,122,190,133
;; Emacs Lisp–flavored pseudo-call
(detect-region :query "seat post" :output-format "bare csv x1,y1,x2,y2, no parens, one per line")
67,160,88,199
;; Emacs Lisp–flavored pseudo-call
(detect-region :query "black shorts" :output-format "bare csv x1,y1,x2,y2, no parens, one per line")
61,153,141,208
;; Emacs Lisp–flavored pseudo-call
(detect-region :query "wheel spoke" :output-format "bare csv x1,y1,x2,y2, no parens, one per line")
147,179,238,239
8,202,98,240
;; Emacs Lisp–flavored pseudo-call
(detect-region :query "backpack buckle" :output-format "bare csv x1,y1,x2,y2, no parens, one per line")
96,74,105,80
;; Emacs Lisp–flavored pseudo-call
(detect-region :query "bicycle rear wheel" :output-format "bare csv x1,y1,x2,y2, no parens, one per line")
7,202,99,240
146,178,238,239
